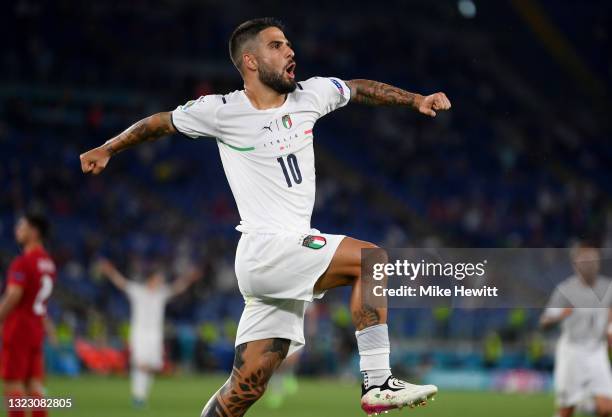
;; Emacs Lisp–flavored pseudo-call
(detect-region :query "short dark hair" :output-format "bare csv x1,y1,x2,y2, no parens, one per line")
570,240,601,260
229,17,285,71
23,212,50,240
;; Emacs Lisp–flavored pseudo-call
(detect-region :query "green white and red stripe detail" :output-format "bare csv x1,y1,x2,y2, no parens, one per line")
310,236,326,248
303,235,327,249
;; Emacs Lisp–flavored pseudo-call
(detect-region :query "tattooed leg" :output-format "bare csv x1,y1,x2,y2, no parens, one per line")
313,237,388,330
201,338,290,417
314,238,438,409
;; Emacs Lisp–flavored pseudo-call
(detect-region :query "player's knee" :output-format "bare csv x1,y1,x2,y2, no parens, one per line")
370,243,388,264
25,379,44,394
342,242,388,283
249,352,285,390
3,381,24,394
358,242,388,277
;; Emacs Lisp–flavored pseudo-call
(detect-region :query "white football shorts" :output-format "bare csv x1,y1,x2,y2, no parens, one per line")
234,229,345,356
130,332,164,370
554,340,612,407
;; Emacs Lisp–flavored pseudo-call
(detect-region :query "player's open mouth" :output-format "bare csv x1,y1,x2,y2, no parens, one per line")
286,62,296,79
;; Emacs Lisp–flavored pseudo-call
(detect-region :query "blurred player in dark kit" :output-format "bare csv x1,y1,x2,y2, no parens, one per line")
0,214,56,417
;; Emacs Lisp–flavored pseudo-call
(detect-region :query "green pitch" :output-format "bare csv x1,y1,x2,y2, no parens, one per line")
18,374,557,417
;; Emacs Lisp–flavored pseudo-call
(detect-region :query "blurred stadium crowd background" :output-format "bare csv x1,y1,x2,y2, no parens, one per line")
1,0,611,391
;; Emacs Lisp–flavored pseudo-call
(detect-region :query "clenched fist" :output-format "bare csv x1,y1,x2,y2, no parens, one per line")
417,92,452,117
80,146,111,175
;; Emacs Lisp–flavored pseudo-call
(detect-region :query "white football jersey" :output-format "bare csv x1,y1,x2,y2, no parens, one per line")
125,282,171,341
544,275,612,350
171,76,351,233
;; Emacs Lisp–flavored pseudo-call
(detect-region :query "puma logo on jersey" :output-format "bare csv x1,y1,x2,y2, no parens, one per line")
261,122,273,132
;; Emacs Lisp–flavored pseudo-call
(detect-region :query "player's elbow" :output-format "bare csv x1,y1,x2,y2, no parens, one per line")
155,111,176,134
6,285,24,305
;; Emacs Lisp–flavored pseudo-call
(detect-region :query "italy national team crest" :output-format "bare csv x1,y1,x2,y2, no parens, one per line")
282,114,292,129
302,235,327,250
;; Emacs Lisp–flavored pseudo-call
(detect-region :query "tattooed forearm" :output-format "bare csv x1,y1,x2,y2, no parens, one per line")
346,79,422,108
102,112,175,155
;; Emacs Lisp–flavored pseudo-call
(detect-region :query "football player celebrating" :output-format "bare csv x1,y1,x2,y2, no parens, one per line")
80,17,450,416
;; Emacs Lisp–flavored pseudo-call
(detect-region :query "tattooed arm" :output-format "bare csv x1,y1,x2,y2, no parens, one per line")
80,112,175,175
345,79,451,117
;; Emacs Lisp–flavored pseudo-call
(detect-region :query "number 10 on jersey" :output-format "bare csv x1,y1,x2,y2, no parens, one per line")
277,154,302,187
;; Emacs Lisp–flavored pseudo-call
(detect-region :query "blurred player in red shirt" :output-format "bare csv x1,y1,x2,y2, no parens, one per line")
0,214,56,417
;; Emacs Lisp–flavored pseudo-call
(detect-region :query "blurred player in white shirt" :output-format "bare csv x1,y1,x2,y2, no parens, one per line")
98,259,201,407
540,244,612,417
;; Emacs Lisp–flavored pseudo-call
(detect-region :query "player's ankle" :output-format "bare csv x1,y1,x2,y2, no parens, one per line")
362,369,392,389
356,323,391,389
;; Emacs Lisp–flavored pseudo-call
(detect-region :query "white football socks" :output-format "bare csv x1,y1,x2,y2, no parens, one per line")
356,323,392,389
132,368,152,401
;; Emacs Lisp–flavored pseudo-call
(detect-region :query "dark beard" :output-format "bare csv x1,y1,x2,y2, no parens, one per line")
258,63,296,94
